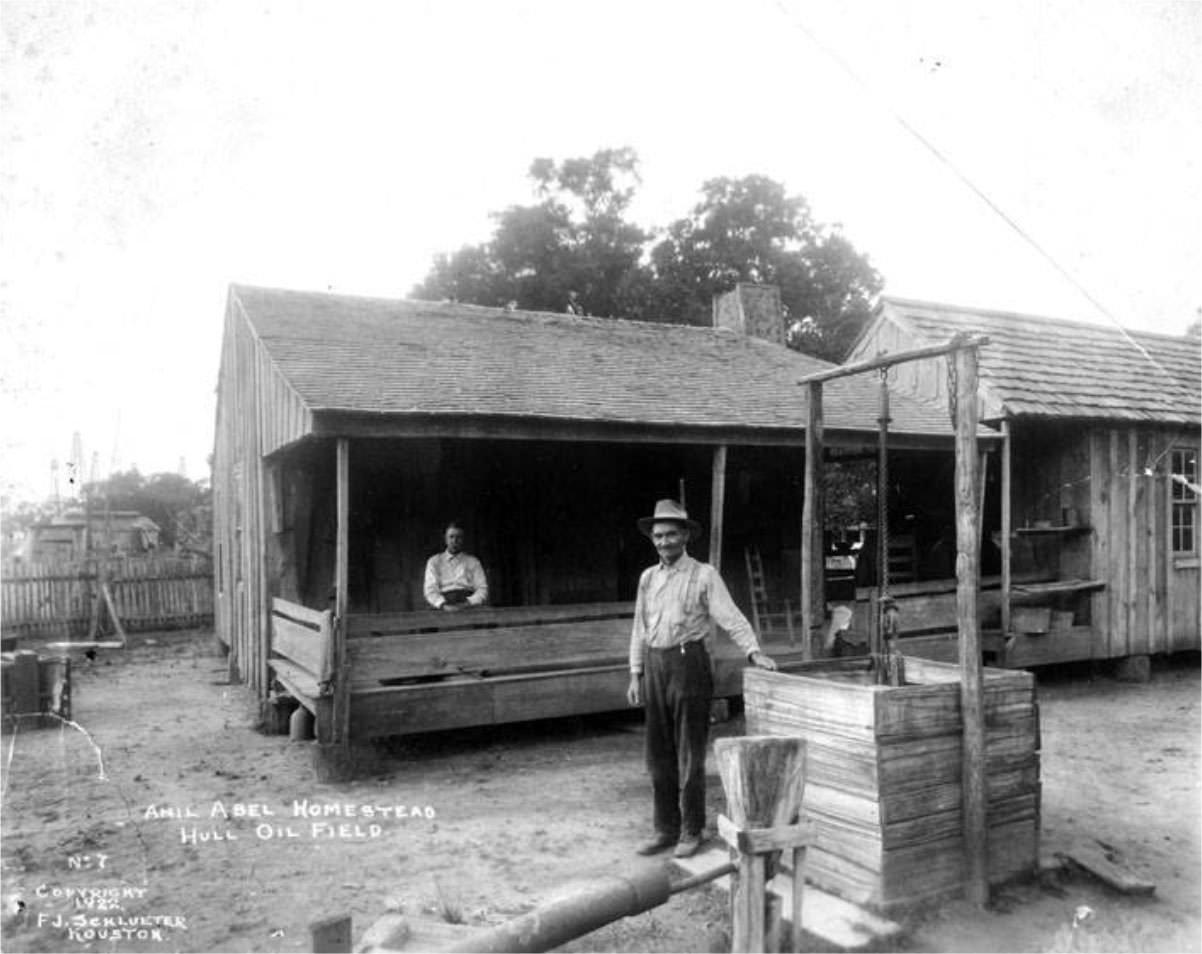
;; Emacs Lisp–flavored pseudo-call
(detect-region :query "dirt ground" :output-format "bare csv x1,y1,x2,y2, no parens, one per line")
1,629,1198,954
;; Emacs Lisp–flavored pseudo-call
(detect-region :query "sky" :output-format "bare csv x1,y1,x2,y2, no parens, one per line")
2,0,1199,504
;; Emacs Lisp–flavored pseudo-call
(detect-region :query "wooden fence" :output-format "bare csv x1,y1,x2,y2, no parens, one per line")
2,556,214,636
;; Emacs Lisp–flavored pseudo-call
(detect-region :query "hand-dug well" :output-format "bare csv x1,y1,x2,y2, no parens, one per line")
744,656,1040,910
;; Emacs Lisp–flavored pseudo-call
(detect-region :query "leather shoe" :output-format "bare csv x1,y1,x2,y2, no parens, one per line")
636,833,677,855
673,835,703,859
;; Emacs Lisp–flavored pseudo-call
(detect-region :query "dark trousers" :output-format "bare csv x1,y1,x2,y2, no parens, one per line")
644,641,713,839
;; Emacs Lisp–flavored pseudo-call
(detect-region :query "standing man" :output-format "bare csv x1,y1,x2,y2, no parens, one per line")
423,522,489,611
627,499,777,858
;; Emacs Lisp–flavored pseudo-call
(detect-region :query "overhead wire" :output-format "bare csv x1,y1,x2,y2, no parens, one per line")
772,2,1184,388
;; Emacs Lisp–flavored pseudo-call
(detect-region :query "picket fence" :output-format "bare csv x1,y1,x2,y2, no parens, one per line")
1,555,214,636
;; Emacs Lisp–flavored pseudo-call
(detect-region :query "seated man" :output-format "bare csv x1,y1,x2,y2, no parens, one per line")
423,522,488,611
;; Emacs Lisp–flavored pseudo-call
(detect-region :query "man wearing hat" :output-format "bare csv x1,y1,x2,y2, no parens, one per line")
627,499,777,859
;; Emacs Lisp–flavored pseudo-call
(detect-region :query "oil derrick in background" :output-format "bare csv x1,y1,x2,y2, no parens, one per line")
68,430,85,502
49,458,60,508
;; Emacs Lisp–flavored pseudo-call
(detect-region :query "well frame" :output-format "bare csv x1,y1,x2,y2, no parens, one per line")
744,656,1039,910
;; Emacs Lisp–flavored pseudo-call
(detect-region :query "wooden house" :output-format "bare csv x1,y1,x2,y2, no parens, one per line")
212,283,977,745
848,297,1201,669
26,510,161,563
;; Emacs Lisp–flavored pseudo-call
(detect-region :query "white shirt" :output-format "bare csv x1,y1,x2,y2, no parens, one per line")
423,551,489,608
629,554,760,674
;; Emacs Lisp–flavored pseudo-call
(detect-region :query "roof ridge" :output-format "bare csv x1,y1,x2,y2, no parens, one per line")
881,294,1194,342
231,283,840,371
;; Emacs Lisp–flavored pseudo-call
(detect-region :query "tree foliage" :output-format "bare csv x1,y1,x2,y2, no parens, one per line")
84,470,212,554
413,147,651,320
412,147,884,361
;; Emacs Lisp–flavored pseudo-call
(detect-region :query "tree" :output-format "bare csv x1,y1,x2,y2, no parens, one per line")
412,149,884,359
411,147,650,317
85,469,212,553
644,174,883,359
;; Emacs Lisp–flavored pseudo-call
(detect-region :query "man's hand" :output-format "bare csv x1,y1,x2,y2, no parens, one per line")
441,603,463,613
749,651,777,671
626,673,643,707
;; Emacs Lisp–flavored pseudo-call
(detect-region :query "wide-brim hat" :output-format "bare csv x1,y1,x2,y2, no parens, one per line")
637,499,702,539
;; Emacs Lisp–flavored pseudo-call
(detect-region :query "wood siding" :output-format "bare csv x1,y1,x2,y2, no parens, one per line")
1088,425,1200,656
852,312,1200,664
213,295,314,693
846,316,1005,422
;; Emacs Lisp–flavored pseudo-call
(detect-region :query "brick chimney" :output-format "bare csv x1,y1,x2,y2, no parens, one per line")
712,283,784,345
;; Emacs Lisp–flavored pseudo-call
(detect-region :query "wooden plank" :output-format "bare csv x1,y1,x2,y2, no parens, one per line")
1148,437,1165,653
896,632,966,663
1001,421,1012,636
1087,429,1106,660
270,657,321,710
799,817,1038,908
1108,428,1122,659
272,597,327,628
673,847,904,951
330,437,350,747
710,444,727,571
348,618,632,682
905,655,1033,687
271,615,325,675
1064,843,1156,895
717,815,814,854
953,344,987,907
848,588,1005,637
802,381,825,659
350,664,632,738
489,663,629,723
1011,579,1105,598
1127,429,1140,655
1163,438,1176,651
731,853,766,953
347,601,635,636
1003,627,1097,667
351,654,629,690
799,336,991,385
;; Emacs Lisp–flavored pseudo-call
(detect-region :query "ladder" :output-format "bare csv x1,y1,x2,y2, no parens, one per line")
744,547,795,646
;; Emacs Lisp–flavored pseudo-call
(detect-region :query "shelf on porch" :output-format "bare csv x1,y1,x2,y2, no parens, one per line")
1013,525,1092,536
1010,579,1105,599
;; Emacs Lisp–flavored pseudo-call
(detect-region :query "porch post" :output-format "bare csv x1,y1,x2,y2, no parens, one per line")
710,445,728,571
1001,420,1012,637
316,437,351,768
953,345,988,907
801,381,824,661
335,438,349,630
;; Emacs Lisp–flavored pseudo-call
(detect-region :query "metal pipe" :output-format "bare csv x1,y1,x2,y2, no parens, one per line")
443,863,672,953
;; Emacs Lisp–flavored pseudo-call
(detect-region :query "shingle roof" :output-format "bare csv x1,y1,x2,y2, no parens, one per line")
230,285,957,439
878,297,1201,425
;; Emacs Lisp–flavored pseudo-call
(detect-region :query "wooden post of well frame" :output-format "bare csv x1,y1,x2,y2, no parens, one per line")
1001,419,1012,637
801,381,824,661
953,344,988,906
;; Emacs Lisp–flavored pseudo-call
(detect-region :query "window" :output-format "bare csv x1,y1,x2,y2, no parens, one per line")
1171,449,1198,553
